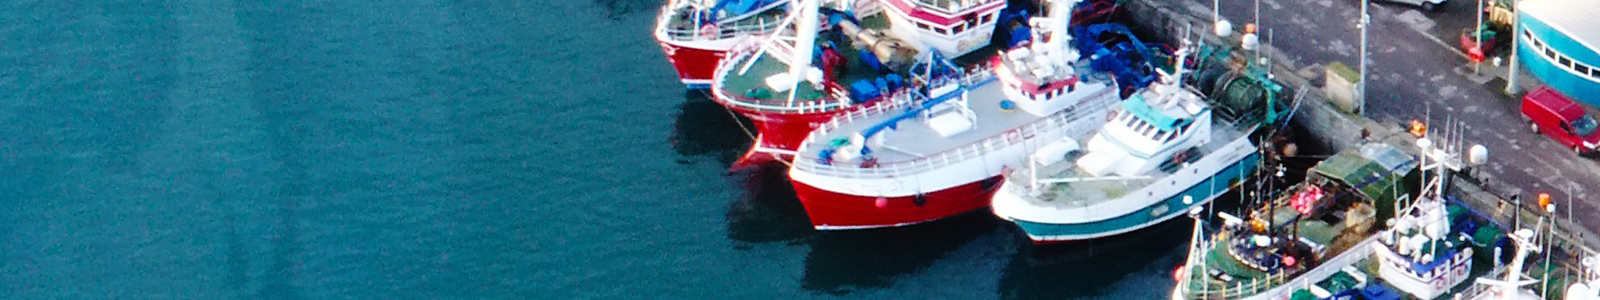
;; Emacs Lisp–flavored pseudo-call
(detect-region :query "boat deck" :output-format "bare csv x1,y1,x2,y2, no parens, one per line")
1188,200,1364,290
716,13,898,109
1021,117,1250,208
799,76,1116,166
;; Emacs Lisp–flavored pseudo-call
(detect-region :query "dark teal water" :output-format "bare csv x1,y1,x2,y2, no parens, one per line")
1,0,1192,299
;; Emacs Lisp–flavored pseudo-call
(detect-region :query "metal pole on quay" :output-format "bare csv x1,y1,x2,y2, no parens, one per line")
1475,0,1484,73
1505,0,1521,94
1358,0,1370,115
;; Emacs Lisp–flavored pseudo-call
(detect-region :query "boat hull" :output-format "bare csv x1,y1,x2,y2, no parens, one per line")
723,107,845,168
996,148,1261,244
659,41,728,89
792,175,1002,230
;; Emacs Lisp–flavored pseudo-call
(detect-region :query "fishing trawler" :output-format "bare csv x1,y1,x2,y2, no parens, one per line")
1170,129,1579,300
655,0,789,88
710,0,957,168
785,0,1121,230
1171,142,1422,300
989,42,1278,244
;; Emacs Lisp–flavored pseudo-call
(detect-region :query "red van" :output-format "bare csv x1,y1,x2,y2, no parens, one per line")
1522,86,1600,154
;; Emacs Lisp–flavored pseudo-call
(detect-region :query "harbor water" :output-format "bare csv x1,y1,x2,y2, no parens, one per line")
3,0,1205,298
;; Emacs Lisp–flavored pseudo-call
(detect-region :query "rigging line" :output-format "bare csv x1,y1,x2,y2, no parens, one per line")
721,106,796,168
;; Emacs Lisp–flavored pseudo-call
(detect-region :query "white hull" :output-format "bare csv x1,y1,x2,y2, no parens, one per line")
993,136,1259,241
790,82,1117,198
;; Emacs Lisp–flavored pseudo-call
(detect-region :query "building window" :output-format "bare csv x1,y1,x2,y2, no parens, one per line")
936,27,948,35
917,23,931,31
1560,57,1573,68
1533,39,1544,49
1546,48,1558,59
1578,64,1591,75
981,13,994,24
1592,68,1600,79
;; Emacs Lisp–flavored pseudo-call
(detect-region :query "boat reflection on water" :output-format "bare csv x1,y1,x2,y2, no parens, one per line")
995,202,1197,299
672,90,816,243
801,212,999,295
670,90,756,165
724,166,813,245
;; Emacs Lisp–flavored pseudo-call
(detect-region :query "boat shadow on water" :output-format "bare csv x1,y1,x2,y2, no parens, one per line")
994,205,1195,300
671,91,818,243
670,90,757,166
800,211,1000,295
724,166,815,245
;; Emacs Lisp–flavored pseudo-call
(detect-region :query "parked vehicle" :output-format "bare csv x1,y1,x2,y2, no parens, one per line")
1522,86,1600,154
1379,0,1446,11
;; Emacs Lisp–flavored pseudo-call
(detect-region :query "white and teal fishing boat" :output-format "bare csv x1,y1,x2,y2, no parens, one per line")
989,44,1281,244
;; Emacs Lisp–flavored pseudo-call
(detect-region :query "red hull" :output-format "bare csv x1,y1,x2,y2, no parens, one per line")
791,175,1003,229
727,108,840,169
659,42,726,86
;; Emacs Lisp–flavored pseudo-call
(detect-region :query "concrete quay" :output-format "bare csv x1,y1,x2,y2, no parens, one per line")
1119,0,1599,255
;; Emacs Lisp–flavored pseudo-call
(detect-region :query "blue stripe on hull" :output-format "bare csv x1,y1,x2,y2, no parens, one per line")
1014,152,1262,242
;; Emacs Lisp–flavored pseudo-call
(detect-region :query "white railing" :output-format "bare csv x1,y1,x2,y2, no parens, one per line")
794,85,1115,179
710,43,852,114
1185,237,1378,299
714,54,995,115
659,8,787,41
906,0,1002,15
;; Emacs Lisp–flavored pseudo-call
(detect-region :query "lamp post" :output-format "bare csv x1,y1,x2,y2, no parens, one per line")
1475,0,1484,73
1358,0,1370,115
1506,0,1522,94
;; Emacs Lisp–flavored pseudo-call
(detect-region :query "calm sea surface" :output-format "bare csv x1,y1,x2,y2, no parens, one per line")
2,0,1196,298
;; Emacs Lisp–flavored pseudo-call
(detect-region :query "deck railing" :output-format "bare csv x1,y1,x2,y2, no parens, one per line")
657,8,786,41
906,0,1003,15
1181,237,1378,299
710,43,855,114
793,81,1116,179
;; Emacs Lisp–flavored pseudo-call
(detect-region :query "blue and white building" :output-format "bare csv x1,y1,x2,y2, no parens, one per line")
1517,0,1600,104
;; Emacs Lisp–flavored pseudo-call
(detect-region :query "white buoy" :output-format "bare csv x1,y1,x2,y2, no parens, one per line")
1468,144,1489,166
1417,137,1433,151
1214,20,1233,38
1240,33,1259,50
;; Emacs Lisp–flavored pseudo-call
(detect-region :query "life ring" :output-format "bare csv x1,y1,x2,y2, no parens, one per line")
700,24,718,38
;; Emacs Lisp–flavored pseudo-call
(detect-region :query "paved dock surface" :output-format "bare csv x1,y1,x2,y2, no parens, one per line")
1171,0,1600,236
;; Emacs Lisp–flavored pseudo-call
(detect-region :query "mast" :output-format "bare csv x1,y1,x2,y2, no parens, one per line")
1028,0,1081,81
786,0,820,104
